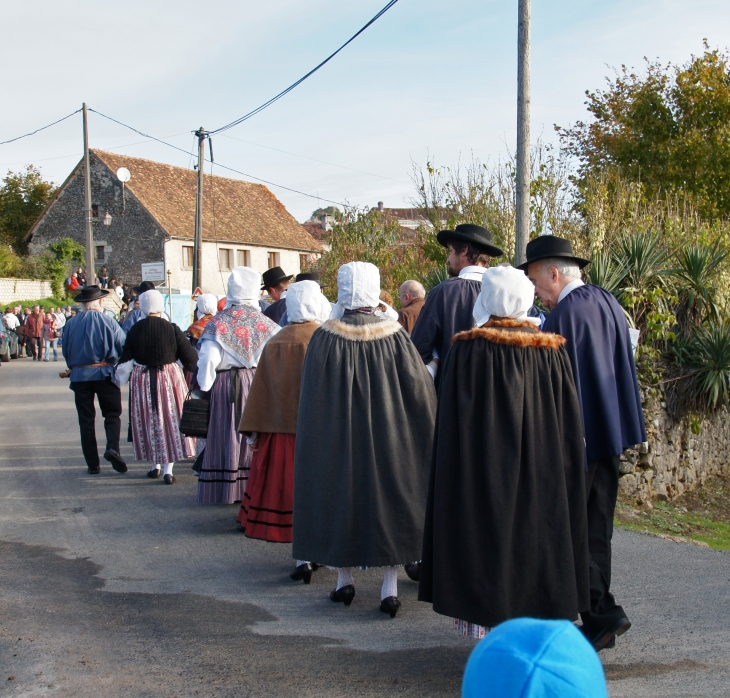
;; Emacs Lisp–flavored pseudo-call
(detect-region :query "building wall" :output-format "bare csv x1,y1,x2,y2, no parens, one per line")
0,278,54,304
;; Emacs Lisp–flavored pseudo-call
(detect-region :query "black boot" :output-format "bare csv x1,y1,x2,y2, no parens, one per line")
290,563,315,584
330,585,355,606
380,596,401,618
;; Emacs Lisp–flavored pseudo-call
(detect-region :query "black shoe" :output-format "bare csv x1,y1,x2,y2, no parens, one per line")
163,474,176,485
87,465,101,474
330,585,355,606
583,617,631,652
404,562,421,582
103,449,128,473
290,563,315,584
379,596,401,618
147,468,162,479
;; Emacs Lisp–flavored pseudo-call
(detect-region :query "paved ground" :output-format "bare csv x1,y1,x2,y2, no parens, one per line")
0,359,729,697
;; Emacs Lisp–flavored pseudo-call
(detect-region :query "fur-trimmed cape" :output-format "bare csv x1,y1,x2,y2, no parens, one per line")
419,318,590,628
292,313,437,567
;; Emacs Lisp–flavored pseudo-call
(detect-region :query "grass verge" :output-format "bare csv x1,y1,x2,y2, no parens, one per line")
615,474,730,550
5,297,73,311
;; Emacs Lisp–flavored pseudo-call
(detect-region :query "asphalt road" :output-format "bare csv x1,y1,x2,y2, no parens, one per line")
0,359,729,697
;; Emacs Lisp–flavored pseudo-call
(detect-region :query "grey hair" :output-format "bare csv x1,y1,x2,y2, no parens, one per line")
81,298,104,310
540,257,581,280
399,280,426,299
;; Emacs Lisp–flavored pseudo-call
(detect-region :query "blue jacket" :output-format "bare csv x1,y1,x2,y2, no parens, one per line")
62,310,126,383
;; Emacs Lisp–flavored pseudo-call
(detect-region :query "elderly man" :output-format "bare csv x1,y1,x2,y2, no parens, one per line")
522,236,646,652
396,280,426,334
411,224,503,381
25,305,43,361
261,266,293,323
62,285,128,475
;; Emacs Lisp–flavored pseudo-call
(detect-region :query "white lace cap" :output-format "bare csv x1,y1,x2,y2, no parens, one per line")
139,289,165,315
473,265,539,327
330,262,381,319
286,281,331,323
227,267,261,305
196,293,218,316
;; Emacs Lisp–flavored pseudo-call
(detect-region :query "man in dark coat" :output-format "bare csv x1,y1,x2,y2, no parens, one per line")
410,224,503,381
261,266,293,324
293,262,437,618
419,265,589,637
523,235,646,651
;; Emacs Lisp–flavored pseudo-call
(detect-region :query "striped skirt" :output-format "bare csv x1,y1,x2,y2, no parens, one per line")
236,432,295,543
196,367,255,504
130,363,195,465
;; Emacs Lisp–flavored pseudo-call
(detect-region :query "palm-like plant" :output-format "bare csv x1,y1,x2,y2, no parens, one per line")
585,251,628,299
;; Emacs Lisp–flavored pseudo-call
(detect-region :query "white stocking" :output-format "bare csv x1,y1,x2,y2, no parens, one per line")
381,567,398,600
336,567,354,590
296,560,310,567
163,462,174,476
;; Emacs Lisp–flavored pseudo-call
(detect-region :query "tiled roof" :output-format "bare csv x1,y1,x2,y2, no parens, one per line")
302,220,327,241
94,150,321,252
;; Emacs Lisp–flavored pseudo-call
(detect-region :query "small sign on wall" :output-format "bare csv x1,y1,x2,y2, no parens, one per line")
141,262,165,282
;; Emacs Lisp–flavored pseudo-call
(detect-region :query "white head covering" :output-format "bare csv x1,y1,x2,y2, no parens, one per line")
330,262,381,320
473,265,540,327
285,281,331,323
226,267,261,306
196,293,218,317
139,289,165,316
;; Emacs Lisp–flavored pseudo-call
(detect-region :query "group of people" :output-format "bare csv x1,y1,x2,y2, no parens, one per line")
3,304,72,361
59,223,645,660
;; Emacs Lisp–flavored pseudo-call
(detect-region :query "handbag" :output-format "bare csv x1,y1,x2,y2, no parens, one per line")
179,390,210,437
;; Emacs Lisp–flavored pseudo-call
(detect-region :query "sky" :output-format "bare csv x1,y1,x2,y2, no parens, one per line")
2,0,730,222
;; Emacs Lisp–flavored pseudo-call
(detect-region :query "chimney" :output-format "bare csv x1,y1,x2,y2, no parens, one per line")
377,201,384,211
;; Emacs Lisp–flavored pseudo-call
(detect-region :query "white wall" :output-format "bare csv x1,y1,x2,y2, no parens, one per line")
0,278,54,304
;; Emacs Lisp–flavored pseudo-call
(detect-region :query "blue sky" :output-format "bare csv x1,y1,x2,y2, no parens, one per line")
2,0,729,221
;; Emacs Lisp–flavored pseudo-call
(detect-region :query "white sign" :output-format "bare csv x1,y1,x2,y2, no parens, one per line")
141,262,165,282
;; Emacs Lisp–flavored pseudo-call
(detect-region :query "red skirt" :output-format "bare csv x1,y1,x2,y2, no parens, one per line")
237,432,295,543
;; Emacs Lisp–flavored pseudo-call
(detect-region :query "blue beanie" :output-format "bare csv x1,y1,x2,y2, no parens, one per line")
462,618,607,698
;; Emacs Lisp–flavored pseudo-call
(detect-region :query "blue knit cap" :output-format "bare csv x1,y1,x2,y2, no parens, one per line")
462,618,607,698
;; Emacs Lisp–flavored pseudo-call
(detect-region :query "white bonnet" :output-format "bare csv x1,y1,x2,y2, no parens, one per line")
286,281,331,323
227,267,261,305
473,265,539,327
330,262,381,319
139,289,165,316
196,293,218,316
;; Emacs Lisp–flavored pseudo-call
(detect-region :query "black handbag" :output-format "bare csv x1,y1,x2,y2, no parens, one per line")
179,390,210,437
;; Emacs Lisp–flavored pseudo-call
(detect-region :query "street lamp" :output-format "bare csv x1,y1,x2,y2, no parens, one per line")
102,210,112,226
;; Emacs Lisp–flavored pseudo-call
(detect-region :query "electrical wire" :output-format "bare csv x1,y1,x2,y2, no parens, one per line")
208,0,401,135
0,109,82,146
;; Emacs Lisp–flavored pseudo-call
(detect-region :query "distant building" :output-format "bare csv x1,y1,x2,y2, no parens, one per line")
373,201,434,231
25,150,322,295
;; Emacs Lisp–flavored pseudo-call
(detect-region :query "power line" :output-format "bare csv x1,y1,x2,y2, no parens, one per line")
0,109,82,146
209,0,401,135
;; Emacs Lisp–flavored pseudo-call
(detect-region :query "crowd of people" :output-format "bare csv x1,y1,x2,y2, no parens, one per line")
51,224,645,695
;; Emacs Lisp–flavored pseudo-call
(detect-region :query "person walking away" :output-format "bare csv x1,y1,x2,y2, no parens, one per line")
122,281,161,331
411,224,503,383
61,285,128,474
116,290,198,484
292,262,436,618
261,267,293,324
195,267,280,504
186,294,218,350
418,265,589,638
396,280,427,334
276,271,329,327
41,312,61,361
25,306,43,361
522,236,646,651
237,281,331,582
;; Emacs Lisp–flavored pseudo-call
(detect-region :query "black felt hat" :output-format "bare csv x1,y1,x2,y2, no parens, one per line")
261,266,293,290
517,236,590,272
132,280,156,294
74,285,110,303
295,271,324,287
436,223,504,258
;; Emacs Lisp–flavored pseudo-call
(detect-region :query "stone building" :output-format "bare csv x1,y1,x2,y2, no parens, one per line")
25,150,322,295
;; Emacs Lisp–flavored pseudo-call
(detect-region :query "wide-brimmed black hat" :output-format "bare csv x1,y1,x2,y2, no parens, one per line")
132,280,156,294
295,271,325,287
517,235,590,272
261,266,293,289
74,285,110,303
436,223,504,258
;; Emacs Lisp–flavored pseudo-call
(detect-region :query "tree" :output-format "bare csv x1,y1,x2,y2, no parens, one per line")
0,166,56,252
557,43,730,219
311,206,341,220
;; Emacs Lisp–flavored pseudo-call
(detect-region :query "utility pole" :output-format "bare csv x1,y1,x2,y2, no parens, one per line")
515,0,531,266
192,127,206,292
82,103,95,284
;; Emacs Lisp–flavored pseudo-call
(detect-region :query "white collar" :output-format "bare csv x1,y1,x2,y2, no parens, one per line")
558,278,585,304
458,266,487,281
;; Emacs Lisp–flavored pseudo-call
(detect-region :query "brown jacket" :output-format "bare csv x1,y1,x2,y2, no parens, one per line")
25,312,43,338
239,321,320,435
397,298,426,335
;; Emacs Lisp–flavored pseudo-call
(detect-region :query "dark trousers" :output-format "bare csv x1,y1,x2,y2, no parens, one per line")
27,336,40,359
580,454,627,633
71,379,122,469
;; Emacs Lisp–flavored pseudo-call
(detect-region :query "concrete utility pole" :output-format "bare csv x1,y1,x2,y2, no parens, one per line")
515,0,531,266
82,103,95,283
192,127,206,292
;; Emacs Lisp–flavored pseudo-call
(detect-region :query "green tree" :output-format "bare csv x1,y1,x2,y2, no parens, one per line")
0,166,56,252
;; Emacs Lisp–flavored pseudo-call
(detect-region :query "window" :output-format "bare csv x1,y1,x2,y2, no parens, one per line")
91,204,99,219
299,254,308,271
237,249,250,267
95,245,105,262
219,248,233,270
267,251,279,269
182,246,194,269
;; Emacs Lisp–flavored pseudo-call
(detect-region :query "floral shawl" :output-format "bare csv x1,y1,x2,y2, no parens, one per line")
201,306,279,364
187,314,213,340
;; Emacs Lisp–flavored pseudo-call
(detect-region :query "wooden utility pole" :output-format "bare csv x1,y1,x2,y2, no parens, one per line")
82,103,95,283
192,127,206,292
515,0,531,266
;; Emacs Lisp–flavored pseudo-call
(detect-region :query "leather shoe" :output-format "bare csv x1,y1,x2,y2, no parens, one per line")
163,474,176,485
404,562,420,582
103,449,128,473
379,596,401,618
87,466,101,474
330,585,355,606
290,563,315,584
147,468,162,479
583,617,631,651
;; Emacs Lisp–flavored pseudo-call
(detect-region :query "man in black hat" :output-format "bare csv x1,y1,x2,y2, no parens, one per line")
61,286,128,475
521,235,646,652
261,266,293,324
411,224,503,381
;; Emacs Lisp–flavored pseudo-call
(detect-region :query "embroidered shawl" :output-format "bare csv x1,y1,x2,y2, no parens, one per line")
202,306,279,364
187,314,213,340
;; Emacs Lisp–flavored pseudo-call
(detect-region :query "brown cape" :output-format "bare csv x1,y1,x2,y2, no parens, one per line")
238,321,319,435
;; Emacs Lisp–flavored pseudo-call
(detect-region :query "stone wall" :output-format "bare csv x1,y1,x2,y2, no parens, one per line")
619,388,730,502
0,278,53,304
